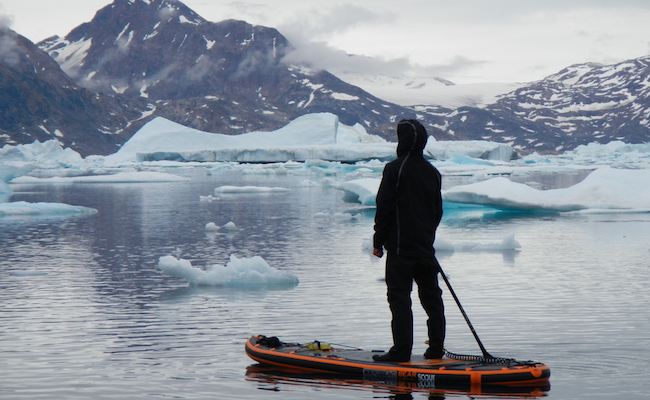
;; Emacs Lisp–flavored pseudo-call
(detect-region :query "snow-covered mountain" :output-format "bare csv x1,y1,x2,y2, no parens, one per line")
35,0,434,144
0,27,145,156
438,57,650,153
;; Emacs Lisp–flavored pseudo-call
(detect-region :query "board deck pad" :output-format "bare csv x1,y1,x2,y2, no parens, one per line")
245,335,550,388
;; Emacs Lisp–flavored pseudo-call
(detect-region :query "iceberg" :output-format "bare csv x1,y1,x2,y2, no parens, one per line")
0,140,83,166
425,140,517,163
0,141,73,194
0,201,97,217
158,255,299,287
0,141,102,215
105,113,394,164
444,167,650,212
102,112,519,165
337,178,380,206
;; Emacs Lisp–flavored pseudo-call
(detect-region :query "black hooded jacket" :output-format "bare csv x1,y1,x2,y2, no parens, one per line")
373,119,443,257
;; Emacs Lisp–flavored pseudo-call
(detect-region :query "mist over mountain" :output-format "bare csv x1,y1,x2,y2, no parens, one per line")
1,0,648,156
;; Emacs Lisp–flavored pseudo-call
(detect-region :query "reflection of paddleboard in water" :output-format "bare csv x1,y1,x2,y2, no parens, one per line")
245,335,550,388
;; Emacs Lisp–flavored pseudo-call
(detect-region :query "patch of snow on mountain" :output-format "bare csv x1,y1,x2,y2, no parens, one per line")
179,15,201,25
203,36,215,50
330,92,359,101
49,37,93,74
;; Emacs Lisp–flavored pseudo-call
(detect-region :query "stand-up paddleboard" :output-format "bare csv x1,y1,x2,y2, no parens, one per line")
245,335,550,388
245,364,550,397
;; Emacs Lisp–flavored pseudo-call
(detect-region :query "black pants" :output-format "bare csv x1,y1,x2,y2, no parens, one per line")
385,253,445,359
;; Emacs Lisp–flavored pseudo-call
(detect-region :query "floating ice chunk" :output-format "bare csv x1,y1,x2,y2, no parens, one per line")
223,221,238,230
158,256,204,281
0,201,97,217
337,178,380,206
214,185,290,195
205,222,219,231
199,195,219,202
333,212,358,220
158,255,299,286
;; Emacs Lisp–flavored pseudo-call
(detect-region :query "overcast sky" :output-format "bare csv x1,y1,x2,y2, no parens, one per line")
1,0,649,84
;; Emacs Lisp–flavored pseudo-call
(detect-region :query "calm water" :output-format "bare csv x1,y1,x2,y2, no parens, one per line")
1,166,649,399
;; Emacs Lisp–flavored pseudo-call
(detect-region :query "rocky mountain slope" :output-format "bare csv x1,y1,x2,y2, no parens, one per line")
0,27,146,156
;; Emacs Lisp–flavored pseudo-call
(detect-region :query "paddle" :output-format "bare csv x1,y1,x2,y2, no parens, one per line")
438,265,494,359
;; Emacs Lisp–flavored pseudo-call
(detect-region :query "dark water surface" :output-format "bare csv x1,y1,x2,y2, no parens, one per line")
1,167,649,399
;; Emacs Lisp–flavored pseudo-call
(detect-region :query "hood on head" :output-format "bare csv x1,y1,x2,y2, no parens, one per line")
396,119,428,156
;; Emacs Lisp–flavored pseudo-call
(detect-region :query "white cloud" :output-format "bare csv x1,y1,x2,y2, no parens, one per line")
0,4,15,30
278,4,394,40
0,6,21,68
2,0,650,83
0,35,21,67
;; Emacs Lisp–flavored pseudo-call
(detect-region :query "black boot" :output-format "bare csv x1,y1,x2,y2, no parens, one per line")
423,347,444,359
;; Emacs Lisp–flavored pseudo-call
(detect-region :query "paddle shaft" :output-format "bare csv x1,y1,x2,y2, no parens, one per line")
439,266,494,359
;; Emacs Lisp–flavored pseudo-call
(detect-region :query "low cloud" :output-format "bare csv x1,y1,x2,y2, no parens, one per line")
0,20,21,67
281,40,409,76
0,11,14,31
281,37,486,81
415,56,488,79
272,4,486,81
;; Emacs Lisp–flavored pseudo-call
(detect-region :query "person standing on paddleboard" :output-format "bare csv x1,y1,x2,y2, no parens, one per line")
372,118,446,362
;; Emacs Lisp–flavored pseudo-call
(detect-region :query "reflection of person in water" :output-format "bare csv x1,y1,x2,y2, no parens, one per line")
372,119,446,363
